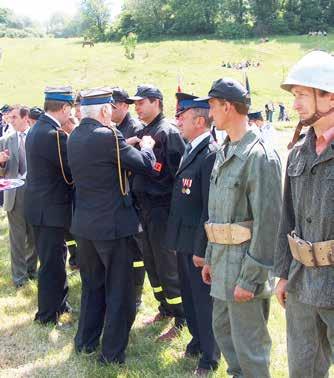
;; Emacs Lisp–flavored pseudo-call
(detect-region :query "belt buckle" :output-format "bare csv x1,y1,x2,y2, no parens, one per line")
328,243,334,266
305,240,319,267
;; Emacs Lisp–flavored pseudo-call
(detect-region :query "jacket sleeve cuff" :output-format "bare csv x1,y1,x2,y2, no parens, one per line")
237,252,271,292
236,278,258,293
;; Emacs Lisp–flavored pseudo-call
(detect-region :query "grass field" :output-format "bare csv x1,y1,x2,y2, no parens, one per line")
0,34,334,377
0,34,333,117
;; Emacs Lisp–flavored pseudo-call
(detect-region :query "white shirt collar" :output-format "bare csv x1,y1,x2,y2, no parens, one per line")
17,128,29,138
45,112,61,128
188,131,211,153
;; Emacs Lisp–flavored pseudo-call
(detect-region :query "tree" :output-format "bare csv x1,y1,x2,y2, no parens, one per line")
80,0,111,41
249,0,280,35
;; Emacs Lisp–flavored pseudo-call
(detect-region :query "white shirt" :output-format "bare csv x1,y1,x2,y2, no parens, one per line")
259,123,277,146
215,130,227,145
45,112,61,128
188,131,211,154
17,129,29,180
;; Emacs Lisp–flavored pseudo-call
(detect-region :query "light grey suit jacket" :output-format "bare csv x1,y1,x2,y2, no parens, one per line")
0,131,21,212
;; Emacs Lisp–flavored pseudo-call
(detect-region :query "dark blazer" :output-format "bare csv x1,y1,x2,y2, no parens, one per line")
25,114,73,228
165,135,218,257
67,118,156,241
133,113,185,197
117,112,143,139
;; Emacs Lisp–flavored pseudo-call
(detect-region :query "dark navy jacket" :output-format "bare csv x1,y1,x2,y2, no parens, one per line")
133,113,185,197
165,135,218,257
67,118,155,241
117,112,143,139
25,114,73,228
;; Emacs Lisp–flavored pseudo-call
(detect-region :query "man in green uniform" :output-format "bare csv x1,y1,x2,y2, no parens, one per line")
198,78,282,377
275,50,334,378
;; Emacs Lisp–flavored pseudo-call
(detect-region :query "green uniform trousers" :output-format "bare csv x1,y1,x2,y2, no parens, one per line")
213,297,271,378
286,292,334,378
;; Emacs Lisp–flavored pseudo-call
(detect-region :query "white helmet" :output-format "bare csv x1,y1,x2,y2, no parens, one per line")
281,50,334,93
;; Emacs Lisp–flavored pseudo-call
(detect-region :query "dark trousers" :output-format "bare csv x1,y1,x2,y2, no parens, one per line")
32,225,69,324
64,230,78,267
138,199,184,324
74,237,136,363
177,253,220,370
131,232,145,287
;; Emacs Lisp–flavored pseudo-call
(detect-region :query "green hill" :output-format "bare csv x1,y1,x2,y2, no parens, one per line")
0,34,333,119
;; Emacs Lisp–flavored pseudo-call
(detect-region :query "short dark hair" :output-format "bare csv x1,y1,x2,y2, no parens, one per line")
148,97,163,112
218,99,249,115
12,104,30,118
44,100,73,112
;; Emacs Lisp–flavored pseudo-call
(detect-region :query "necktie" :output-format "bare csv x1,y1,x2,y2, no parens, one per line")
18,132,26,175
183,143,192,160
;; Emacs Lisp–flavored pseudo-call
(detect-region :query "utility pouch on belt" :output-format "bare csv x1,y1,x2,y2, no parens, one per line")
288,231,334,267
204,221,253,245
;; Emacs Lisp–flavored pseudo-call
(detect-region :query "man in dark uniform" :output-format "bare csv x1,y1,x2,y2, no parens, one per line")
111,87,145,311
129,84,186,340
67,88,156,364
25,86,74,324
166,93,220,375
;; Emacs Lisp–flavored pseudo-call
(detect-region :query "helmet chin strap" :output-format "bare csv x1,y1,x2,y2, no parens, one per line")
301,88,334,126
288,88,334,148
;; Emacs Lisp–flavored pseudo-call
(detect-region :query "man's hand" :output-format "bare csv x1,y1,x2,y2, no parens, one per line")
202,264,212,285
275,278,288,309
126,136,141,146
0,149,10,164
193,255,205,268
234,285,254,303
140,135,155,149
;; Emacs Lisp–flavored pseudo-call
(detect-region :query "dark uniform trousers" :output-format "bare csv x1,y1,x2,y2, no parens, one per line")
131,232,145,299
137,194,184,325
75,237,136,363
64,229,78,268
118,115,146,307
33,225,69,323
177,253,220,370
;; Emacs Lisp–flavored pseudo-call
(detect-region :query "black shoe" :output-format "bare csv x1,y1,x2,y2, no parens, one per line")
98,354,124,365
28,271,37,280
185,349,200,358
14,280,28,289
75,346,97,356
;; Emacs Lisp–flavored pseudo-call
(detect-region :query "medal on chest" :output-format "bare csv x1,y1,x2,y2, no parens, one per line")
182,178,192,195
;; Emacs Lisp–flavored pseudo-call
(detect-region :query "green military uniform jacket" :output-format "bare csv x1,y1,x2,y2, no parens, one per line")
205,128,282,301
274,127,334,307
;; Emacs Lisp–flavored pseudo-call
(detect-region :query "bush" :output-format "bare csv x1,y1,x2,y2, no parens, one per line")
121,32,138,59
216,22,253,39
0,27,44,38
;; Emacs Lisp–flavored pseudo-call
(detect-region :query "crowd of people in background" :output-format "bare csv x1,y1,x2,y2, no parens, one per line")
264,100,290,123
221,60,261,70
308,30,327,36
